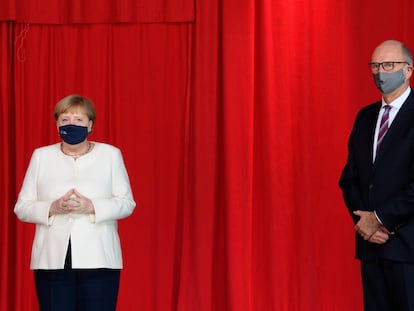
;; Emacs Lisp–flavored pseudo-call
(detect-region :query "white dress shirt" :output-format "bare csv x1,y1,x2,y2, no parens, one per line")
373,87,411,161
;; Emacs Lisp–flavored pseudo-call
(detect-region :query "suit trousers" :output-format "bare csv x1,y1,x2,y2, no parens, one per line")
361,259,414,311
34,241,121,311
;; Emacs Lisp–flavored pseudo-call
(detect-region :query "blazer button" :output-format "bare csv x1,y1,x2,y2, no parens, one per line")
369,184,374,189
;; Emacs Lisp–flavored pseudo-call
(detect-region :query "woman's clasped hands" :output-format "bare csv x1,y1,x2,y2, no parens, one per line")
49,189,94,216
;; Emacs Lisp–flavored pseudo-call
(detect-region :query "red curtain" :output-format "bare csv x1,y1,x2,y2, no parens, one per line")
0,0,194,23
2,0,414,310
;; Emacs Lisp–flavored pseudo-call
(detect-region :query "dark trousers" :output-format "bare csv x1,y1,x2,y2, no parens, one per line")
34,241,120,311
361,259,414,311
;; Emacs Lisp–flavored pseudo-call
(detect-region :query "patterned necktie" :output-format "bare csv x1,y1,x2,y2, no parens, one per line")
376,105,391,152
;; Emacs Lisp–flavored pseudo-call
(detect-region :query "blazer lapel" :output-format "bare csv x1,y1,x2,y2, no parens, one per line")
374,91,414,164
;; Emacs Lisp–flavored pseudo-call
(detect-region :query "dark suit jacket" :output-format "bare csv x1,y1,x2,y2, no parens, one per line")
339,89,414,262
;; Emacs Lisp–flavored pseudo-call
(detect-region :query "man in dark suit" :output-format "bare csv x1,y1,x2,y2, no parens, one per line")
340,40,414,311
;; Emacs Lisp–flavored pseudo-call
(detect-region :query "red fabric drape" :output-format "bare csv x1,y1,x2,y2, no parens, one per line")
2,21,192,311
2,0,414,310
0,0,194,23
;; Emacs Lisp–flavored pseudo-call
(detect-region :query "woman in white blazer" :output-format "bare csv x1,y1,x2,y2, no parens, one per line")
14,94,136,311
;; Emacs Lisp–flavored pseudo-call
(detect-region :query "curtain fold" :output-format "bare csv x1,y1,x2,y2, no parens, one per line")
0,22,14,311
0,0,194,23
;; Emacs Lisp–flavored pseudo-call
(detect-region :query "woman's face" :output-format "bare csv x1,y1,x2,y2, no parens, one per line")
56,107,92,131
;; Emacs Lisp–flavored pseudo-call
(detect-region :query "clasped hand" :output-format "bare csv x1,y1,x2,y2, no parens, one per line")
50,189,94,216
353,210,392,245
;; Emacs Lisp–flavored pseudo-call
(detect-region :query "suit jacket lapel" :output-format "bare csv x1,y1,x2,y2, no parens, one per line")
374,91,414,165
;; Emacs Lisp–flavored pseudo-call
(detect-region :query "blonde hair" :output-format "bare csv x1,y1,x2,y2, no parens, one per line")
54,95,96,124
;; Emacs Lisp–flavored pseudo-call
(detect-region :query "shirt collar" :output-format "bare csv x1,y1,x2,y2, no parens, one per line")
381,87,411,110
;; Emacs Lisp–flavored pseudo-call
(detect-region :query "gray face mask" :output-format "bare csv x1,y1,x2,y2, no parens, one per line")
373,69,406,94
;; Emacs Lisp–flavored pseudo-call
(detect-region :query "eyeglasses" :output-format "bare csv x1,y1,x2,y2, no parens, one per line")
368,61,409,73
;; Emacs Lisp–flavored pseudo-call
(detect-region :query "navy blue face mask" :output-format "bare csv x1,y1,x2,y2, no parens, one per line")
59,124,89,145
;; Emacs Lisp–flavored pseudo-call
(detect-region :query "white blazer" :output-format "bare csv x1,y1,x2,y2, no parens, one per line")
14,142,136,270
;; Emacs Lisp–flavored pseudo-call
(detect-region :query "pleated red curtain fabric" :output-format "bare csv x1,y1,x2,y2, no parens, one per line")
0,0,194,23
1,21,193,311
3,0,414,310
